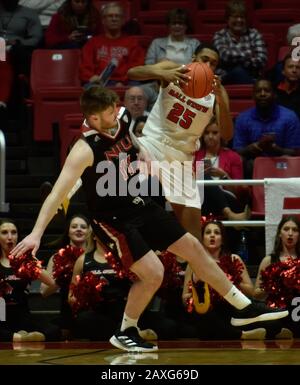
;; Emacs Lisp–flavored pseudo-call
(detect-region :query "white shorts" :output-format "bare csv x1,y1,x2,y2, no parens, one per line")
138,136,202,209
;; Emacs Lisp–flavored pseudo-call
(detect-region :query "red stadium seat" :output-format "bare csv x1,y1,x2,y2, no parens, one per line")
194,9,226,33
253,9,300,46
278,45,293,61
225,84,253,99
188,33,214,43
148,0,197,11
230,99,254,119
60,113,83,166
28,49,82,141
262,33,278,70
133,35,153,50
252,156,300,216
260,0,299,9
138,10,168,36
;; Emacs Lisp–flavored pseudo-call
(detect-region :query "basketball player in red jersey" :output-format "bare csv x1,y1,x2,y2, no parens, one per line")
11,86,288,353
128,43,233,240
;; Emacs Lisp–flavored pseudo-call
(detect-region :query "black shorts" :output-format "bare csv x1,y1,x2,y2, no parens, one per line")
91,200,186,268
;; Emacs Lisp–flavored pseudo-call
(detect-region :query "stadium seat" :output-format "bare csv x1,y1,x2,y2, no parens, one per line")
253,9,300,46
188,33,214,43
262,33,278,70
194,9,226,33
138,10,168,36
60,113,83,166
148,0,197,11
28,49,82,141
133,35,153,51
260,0,299,9
225,84,253,99
252,156,300,216
278,45,293,61
230,99,254,119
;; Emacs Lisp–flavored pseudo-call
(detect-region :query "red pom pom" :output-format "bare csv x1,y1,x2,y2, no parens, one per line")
8,251,42,281
260,256,299,308
70,272,108,314
158,251,184,294
209,254,244,306
52,245,84,287
105,251,136,281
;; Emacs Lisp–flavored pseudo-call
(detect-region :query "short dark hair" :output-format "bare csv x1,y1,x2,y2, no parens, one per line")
254,77,275,92
80,86,119,117
166,8,192,32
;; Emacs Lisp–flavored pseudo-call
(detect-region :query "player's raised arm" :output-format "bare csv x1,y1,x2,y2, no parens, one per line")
10,139,93,258
128,61,190,87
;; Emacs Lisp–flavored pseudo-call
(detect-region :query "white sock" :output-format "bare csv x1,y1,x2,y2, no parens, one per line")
120,313,138,332
224,285,251,310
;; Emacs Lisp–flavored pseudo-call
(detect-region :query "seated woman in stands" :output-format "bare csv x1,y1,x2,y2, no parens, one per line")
45,0,101,48
195,117,250,220
145,8,200,65
0,218,60,342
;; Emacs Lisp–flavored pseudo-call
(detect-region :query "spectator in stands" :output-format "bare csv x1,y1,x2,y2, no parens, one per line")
233,78,300,178
142,8,200,109
45,0,101,49
254,215,300,338
0,0,43,123
40,214,92,338
132,115,147,138
182,220,270,340
213,0,267,84
267,23,300,85
275,54,300,118
19,0,65,29
79,1,145,87
0,218,60,342
287,23,300,46
124,86,149,132
145,8,200,65
195,117,250,221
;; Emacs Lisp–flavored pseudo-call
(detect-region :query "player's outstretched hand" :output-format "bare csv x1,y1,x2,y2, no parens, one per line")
10,234,41,259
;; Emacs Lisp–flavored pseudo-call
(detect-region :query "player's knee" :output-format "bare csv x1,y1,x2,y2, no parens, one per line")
146,261,164,289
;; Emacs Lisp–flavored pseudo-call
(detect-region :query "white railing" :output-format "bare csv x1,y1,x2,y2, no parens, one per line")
0,130,9,212
197,178,265,227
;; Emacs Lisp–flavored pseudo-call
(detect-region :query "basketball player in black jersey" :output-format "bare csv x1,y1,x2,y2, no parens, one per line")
11,86,288,352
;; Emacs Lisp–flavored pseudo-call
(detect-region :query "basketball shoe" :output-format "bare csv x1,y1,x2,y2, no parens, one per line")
110,327,158,352
231,300,288,327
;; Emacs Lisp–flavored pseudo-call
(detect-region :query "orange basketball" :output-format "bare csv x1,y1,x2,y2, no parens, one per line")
181,62,214,99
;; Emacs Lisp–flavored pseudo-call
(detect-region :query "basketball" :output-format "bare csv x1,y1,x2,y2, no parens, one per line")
181,62,214,99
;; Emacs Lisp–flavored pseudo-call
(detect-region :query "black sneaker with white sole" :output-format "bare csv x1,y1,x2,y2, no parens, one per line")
109,327,158,352
231,300,289,327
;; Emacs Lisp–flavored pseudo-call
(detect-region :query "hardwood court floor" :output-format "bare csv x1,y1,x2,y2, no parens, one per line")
0,339,300,365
